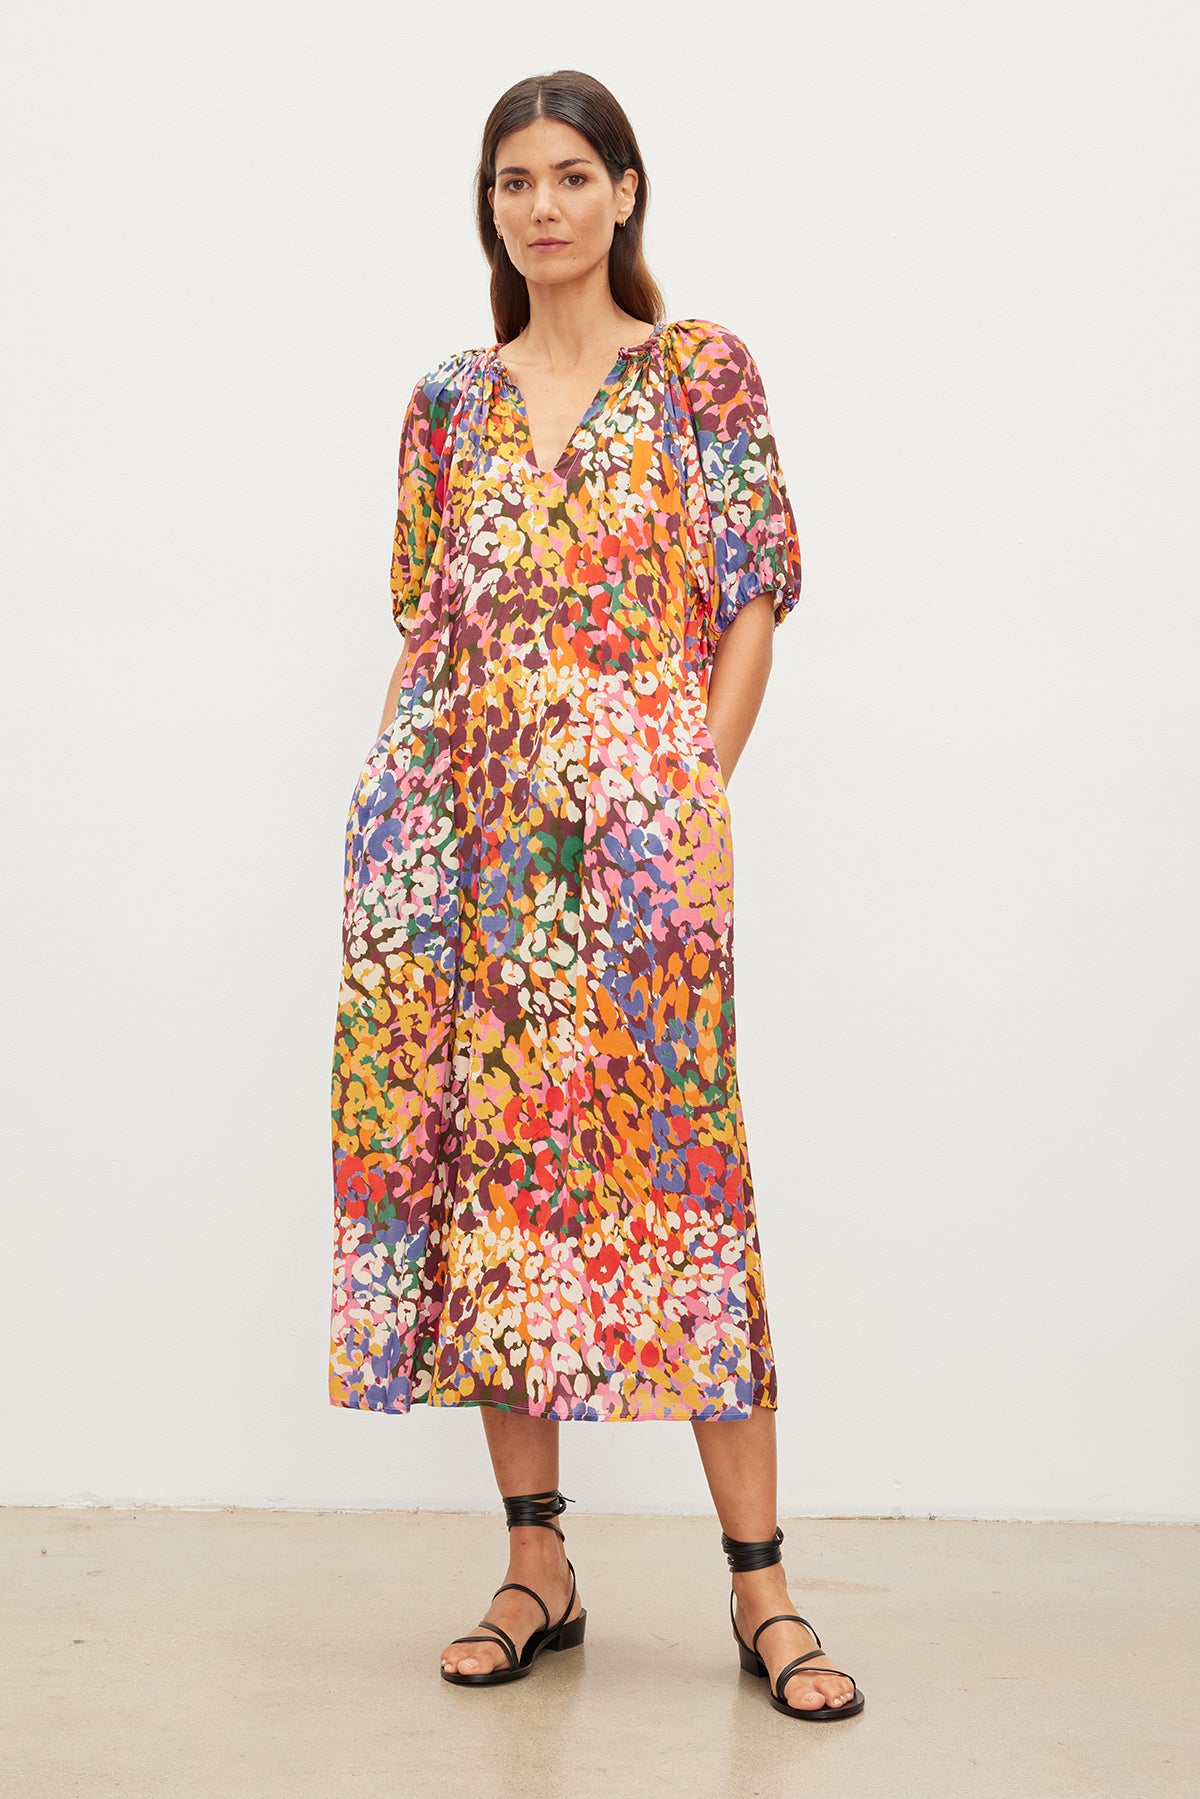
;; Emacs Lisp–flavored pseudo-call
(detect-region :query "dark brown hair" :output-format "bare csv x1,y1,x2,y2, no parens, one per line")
475,70,665,345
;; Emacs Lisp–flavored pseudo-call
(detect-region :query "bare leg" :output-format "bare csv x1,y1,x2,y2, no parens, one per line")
439,1408,581,1678
691,1404,855,1710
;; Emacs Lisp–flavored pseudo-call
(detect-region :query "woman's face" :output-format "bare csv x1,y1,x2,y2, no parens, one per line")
488,117,636,290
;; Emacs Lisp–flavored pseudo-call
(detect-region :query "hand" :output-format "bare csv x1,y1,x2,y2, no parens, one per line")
705,592,776,784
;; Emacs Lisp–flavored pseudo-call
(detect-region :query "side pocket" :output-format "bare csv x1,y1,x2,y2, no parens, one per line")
693,711,730,805
362,709,398,768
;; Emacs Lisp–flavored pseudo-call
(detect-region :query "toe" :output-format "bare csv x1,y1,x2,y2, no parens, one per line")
441,1648,479,1675
782,1668,852,1710
777,1670,821,1708
819,1675,854,1708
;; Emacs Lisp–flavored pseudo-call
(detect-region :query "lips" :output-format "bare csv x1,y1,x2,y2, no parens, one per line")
531,239,568,247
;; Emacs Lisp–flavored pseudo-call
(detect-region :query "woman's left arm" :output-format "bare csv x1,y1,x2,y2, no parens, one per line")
670,324,802,782
703,590,776,784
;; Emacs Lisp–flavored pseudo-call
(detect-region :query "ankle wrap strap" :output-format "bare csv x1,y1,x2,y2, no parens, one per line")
501,1488,575,1539
721,1524,784,1572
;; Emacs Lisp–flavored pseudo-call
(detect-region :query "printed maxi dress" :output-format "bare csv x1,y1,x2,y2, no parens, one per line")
329,317,802,1422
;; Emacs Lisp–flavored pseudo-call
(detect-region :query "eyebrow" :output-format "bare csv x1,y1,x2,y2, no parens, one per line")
496,157,596,176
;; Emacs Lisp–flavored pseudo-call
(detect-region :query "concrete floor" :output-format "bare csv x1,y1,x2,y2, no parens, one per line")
3,1507,1196,1799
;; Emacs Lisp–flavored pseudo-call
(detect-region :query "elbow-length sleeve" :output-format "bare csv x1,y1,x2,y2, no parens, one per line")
671,320,802,647
389,358,462,631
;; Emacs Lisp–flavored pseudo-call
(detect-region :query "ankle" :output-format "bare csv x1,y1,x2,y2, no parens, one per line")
507,1526,568,1560
731,1564,788,1598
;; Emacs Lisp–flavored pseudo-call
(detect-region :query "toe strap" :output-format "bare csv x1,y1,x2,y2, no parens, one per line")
491,1580,552,1632
448,1624,519,1668
751,1610,821,1658
449,1579,558,1672
775,1651,856,1704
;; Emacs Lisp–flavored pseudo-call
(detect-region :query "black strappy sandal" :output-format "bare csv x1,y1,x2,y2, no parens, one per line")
440,1487,587,1687
723,1524,865,1720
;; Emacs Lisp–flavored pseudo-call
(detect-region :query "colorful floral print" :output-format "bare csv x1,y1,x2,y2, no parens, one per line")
329,318,801,1420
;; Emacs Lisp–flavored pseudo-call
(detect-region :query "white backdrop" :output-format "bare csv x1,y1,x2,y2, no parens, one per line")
2,1,1196,1520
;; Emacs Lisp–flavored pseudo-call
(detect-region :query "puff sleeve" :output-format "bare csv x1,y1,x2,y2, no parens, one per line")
672,321,802,646
389,361,459,631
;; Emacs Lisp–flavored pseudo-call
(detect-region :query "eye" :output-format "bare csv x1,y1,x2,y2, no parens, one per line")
501,174,589,191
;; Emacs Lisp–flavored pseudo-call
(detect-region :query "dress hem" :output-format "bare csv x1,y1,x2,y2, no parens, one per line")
328,1390,777,1423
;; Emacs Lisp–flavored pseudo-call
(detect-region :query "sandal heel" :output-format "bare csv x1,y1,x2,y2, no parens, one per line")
550,1608,587,1650
737,1640,766,1676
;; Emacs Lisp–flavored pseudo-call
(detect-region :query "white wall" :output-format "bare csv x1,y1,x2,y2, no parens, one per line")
2,0,1196,1520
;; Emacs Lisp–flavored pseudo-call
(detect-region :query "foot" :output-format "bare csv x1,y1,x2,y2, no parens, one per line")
731,1567,856,1712
439,1528,581,1679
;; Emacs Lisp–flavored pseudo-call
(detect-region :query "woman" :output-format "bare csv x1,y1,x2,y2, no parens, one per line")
328,70,863,1723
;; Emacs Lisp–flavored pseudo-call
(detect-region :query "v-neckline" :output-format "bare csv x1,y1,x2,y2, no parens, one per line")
488,322,664,478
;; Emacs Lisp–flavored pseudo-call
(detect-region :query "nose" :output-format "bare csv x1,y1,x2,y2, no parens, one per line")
530,185,563,224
